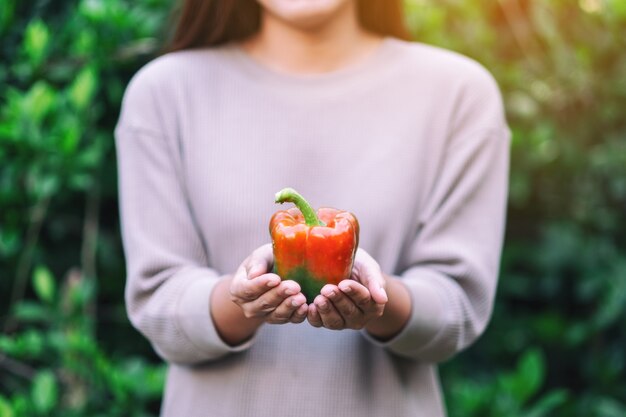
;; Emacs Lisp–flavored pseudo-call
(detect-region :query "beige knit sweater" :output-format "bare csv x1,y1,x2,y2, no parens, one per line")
115,37,510,417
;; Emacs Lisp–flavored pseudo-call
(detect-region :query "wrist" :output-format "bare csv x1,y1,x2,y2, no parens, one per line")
210,275,264,346
365,275,411,341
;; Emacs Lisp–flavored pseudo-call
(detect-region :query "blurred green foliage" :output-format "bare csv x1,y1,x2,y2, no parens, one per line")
405,0,626,415
0,0,624,416
1,0,169,415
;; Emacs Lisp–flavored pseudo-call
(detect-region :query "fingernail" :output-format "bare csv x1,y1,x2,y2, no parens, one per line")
284,287,295,296
292,299,302,307
327,290,336,298
266,278,279,287
319,300,328,311
342,285,352,293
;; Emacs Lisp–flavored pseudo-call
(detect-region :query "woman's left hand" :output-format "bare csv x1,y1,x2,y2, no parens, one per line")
307,249,389,330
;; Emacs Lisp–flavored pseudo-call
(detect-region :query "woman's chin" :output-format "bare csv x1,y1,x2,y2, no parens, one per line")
258,0,354,29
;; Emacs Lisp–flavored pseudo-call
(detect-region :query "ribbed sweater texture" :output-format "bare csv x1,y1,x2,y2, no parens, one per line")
115,37,510,417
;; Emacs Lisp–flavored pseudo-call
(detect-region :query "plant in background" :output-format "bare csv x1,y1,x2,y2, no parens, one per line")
1,1,170,416
406,0,626,415
445,348,568,417
0,266,164,416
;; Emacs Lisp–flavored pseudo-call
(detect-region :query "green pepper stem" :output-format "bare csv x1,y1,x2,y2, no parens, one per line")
275,188,326,227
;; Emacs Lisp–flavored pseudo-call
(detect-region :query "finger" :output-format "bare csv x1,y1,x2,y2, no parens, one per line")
232,272,281,302
307,304,323,328
246,244,274,279
353,249,388,304
267,293,307,324
357,270,387,304
277,280,302,297
370,285,388,305
290,303,308,324
315,295,345,330
338,280,372,311
246,281,300,315
340,281,385,320
321,285,362,326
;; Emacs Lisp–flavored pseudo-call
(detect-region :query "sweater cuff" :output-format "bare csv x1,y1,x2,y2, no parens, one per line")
177,276,255,357
363,273,448,357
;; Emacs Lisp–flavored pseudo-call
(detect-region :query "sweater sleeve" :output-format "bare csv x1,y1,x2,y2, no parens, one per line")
115,65,254,365
366,64,511,363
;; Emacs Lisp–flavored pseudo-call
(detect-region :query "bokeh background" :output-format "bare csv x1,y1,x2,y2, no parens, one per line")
1,0,625,416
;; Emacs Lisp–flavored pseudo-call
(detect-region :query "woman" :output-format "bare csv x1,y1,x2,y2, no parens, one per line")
115,0,510,416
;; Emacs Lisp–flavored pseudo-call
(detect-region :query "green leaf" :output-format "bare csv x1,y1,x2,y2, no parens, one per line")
32,175,60,199
69,66,98,110
517,348,545,402
69,173,94,190
524,389,569,417
12,302,51,323
0,330,45,358
592,260,626,329
31,370,57,413
499,348,546,406
0,395,14,417
20,330,45,357
24,81,56,124
76,137,106,168
8,396,27,417
58,114,81,154
79,0,107,21
72,29,97,55
68,277,96,310
23,20,50,68
33,265,56,303
0,336,15,354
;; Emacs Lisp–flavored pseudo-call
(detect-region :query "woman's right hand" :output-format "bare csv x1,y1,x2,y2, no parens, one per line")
230,244,308,324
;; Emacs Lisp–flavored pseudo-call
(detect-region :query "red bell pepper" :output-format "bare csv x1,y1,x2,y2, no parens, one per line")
269,188,359,302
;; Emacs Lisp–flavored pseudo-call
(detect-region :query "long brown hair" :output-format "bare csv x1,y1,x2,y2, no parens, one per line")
167,0,411,52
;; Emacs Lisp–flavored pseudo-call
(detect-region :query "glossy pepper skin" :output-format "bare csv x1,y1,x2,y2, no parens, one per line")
270,188,359,302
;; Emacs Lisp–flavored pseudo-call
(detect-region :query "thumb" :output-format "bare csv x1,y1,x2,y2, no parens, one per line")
354,249,388,304
247,243,274,279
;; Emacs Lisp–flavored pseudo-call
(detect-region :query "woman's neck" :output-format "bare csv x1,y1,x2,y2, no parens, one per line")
240,4,383,75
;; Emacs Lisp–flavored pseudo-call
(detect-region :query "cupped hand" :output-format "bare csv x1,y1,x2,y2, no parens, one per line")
307,248,388,330
230,244,308,324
